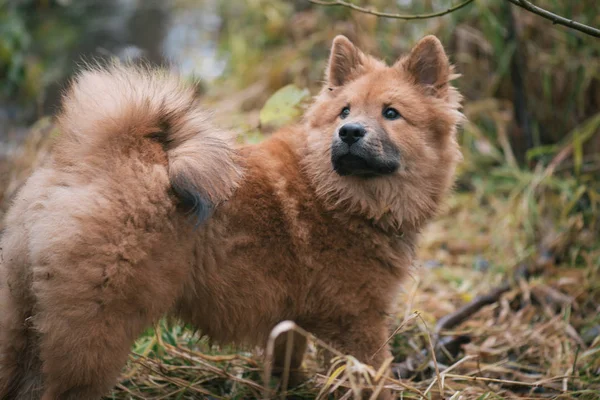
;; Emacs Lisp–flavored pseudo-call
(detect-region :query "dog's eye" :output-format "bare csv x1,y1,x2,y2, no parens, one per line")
383,107,401,120
340,106,350,119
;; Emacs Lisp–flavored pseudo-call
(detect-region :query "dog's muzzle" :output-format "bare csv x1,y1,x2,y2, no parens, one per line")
331,123,400,177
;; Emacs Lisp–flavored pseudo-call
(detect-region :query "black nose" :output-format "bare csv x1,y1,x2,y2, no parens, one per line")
339,123,366,145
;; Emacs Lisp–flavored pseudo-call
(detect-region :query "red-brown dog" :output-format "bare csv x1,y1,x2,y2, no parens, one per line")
0,35,462,399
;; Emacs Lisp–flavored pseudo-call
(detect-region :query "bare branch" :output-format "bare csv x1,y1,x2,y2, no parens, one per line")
308,0,600,38
307,0,475,20
505,0,600,38
434,284,511,336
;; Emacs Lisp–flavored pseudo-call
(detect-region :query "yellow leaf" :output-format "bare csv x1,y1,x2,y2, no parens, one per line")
259,84,310,130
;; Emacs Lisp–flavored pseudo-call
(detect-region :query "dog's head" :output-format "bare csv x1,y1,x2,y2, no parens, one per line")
303,35,463,229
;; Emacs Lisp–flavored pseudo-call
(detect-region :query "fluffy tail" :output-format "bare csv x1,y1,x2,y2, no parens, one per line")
54,63,243,222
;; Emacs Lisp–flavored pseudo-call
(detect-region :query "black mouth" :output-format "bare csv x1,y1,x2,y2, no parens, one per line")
332,153,398,177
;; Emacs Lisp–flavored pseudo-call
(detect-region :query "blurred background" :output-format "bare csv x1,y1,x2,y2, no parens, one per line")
1,0,599,398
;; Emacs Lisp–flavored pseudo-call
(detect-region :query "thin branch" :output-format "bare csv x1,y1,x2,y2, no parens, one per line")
308,0,600,38
434,284,511,336
505,0,600,38
307,0,475,20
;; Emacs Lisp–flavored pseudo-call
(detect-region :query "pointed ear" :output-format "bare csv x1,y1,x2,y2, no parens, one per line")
326,35,366,87
402,35,450,96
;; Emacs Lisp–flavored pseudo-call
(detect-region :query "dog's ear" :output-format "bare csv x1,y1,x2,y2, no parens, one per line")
400,35,450,97
326,35,366,87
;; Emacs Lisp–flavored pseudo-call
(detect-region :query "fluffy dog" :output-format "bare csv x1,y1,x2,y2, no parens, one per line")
0,35,462,399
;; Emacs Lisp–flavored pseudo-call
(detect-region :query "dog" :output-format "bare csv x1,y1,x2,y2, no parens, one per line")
0,35,462,399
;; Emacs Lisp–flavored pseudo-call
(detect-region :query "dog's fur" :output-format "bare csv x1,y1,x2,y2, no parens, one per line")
0,35,462,399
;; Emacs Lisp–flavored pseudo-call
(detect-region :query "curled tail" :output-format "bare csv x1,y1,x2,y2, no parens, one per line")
54,63,243,222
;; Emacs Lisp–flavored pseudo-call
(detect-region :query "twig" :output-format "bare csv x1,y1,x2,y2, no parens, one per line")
372,311,420,359
264,321,347,399
307,0,600,38
393,285,510,379
307,0,475,20
505,0,600,38
442,372,569,390
280,330,294,399
134,356,224,398
434,284,511,336
160,344,265,392
115,383,145,399
418,315,444,396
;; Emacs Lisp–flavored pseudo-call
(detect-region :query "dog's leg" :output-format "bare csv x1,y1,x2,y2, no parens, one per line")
30,248,190,400
325,316,395,400
32,282,171,399
0,212,45,400
0,279,44,400
34,276,183,399
36,309,138,400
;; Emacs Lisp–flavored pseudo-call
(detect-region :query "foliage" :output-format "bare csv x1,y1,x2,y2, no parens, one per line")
0,4,33,99
259,84,310,130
